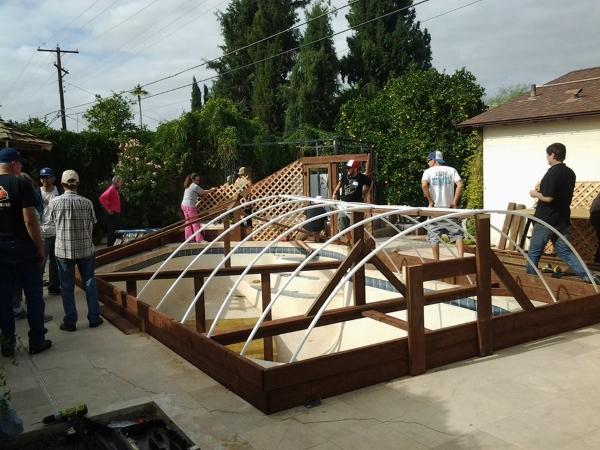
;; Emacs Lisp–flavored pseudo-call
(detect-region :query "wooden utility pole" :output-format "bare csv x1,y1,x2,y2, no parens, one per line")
38,46,79,131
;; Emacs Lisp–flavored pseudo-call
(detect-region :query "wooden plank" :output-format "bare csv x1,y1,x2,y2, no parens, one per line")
351,212,366,306
369,254,407,296
421,257,477,281
193,275,206,333
406,265,426,375
213,297,407,345
223,217,231,268
361,310,432,332
98,260,341,282
261,273,274,361
497,202,516,250
489,251,535,311
294,239,314,255
424,286,478,304
301,154,369,165
99,305,139,334
306,240,364,316
507,204,526,250
475,215,493,356
125,279,137,296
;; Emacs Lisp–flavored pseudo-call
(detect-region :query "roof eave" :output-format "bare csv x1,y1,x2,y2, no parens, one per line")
457,110,600,129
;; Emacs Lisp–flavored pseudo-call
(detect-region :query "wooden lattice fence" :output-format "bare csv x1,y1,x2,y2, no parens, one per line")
570,182,600,262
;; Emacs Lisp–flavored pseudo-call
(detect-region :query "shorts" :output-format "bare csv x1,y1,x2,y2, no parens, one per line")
426,219,464,245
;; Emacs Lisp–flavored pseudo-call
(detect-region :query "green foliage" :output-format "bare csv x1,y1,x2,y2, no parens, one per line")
338,67,485,206
203,84,210,105
285,2,339,133
208,0,259,113
249,0,307,132
341,0,431,90
83,93,136,133
191,76,202,111
486,83,529,108
463,137,483,209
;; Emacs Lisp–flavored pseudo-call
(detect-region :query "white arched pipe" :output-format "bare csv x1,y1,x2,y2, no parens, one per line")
175,200,337,318
138,194,288,299
486,210,598,292
202,203,377,334
155,197,302,310
239,207,420,355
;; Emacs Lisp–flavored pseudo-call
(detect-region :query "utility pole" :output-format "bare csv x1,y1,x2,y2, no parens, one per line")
38,46,78,131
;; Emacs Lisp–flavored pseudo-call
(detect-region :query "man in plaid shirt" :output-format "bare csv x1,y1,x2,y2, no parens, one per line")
49,170,103,331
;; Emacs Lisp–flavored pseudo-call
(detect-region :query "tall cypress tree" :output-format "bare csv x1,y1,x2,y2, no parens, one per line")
208,0,259,113
191,76,202,111
203,84,210,105
341,0,431,90
249,0,308,132
285,2,339,133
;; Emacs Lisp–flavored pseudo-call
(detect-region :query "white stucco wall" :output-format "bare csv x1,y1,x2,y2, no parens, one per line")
482,116,600,234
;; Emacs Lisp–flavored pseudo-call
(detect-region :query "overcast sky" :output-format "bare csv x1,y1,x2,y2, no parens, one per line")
1,0,599,131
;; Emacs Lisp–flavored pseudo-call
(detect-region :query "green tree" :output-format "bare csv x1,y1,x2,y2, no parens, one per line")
341,0,431,90
130,84,148,129
203,84,210,106
486,84,528,108
208,0,259,113
285,2,339,133
191,76,202,111
338,68,485,205
249,0,307,132
83,93,135,133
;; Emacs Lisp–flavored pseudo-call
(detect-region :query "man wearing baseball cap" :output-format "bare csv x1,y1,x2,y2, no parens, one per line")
48,170,103,331
39,167,62,295
421,150,465,260
332,159,371,239
0,148,52,356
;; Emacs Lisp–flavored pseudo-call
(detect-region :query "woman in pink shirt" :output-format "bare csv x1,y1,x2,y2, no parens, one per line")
181,173,213,243
99,176,122,246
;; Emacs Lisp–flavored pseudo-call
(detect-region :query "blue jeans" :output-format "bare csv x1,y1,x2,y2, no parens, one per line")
43,236,60,292
0,239,47,347
56,254,100,326
526,222,588,279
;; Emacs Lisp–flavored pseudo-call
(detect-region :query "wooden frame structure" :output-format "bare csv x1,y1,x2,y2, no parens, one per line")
93,203,600,414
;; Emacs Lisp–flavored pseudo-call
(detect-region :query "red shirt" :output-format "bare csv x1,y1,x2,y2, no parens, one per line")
99,184,121,214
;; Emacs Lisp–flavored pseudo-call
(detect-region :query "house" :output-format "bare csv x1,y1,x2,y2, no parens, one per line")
458,67,600,255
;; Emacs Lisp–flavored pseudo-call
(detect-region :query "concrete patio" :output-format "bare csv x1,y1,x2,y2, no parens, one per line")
5,286,600,449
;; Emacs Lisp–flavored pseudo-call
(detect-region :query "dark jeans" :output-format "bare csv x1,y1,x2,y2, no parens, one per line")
106,213,120,247
594,225,600,264
0,239,47,347
43,236,60,291
526,222,588,279
56,255,100,326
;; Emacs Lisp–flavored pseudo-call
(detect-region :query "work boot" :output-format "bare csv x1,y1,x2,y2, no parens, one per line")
59,323,77,332
89,317,104,328
29,340,52,355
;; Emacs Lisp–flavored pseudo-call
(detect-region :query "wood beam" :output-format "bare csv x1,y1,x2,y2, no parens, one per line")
489,251,535,311
361,310,432,332
307,240,364,316
261,273,274,361
369,254,407,296
193,275,206,333
475,215,493,356
421,256,477,281
406,265,426,375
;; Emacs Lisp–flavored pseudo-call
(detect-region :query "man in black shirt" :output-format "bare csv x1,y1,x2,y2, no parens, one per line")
526,143,596,282
333,160,371,235
0,148,52,357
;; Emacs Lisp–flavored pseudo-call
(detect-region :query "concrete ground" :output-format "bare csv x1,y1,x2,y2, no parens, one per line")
5,286,600,449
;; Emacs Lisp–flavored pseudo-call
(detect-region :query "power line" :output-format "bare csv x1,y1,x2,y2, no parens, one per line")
139,0,361,89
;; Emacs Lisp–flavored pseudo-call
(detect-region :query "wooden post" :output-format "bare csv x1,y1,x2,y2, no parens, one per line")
406,265,426,375
223,217,231,268
475,214,493,356
125,279,137,297
261,273,274,361
352,211,366,306
193,275,206,333
231,209,242,242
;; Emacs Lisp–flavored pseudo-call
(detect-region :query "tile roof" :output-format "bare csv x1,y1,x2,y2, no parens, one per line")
0,120,53,151
458,67,600,128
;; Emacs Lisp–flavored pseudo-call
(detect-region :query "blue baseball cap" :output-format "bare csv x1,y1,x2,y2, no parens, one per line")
0,148,28,164
427,150,445,164
39,167,55,177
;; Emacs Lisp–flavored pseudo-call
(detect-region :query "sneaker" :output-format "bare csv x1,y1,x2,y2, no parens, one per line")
89,317,104,328
29,339,52,355
59,322,77,332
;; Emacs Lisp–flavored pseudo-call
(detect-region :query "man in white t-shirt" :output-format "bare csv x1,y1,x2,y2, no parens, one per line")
421,150,464,259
